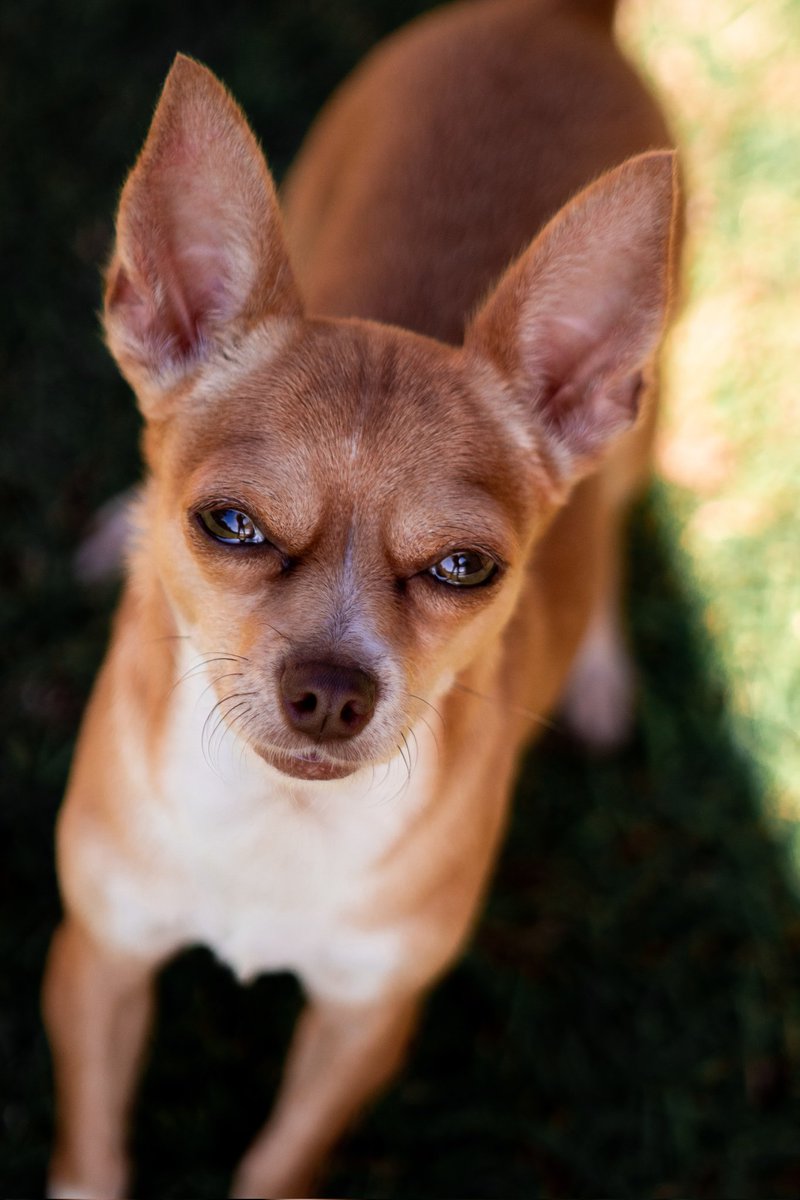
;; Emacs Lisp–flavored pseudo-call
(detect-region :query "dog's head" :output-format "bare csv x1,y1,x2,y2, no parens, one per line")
104,56,675,782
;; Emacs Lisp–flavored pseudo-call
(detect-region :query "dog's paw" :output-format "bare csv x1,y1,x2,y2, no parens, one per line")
230,1158,315,1200
47,1184,102,1200
47,1156,129,1200
560,624,637,753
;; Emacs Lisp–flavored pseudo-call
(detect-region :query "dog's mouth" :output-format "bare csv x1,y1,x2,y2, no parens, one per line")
255,745,360,782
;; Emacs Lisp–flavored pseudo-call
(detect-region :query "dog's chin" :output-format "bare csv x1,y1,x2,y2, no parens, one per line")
255,745,362,782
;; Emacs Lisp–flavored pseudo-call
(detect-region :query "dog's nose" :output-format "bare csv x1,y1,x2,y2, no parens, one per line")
280,661,378,741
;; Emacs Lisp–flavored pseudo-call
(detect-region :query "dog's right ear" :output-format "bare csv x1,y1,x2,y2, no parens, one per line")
104,55,301,411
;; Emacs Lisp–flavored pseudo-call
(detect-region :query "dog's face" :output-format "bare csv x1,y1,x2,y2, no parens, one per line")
106,57,674,781
139,320,539,780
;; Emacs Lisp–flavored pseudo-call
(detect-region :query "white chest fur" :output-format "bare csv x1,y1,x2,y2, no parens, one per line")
100,656,437,1005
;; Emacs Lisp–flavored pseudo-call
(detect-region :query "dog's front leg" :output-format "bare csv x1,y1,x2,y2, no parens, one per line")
230,991,421,1199
42,916,157,1199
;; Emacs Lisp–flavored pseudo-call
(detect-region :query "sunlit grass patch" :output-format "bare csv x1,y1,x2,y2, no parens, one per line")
621,0,800,848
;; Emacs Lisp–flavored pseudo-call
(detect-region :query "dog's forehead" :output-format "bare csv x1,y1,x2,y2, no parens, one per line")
177,318,525,499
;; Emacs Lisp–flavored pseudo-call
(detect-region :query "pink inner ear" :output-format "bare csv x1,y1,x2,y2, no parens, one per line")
465,152,675,477
104,55,303,394
106,261,145,320
532,295,647,444
163,182,245,333
114,170,247,367
157,239,230,359
540,366,645,459
106,250,205,368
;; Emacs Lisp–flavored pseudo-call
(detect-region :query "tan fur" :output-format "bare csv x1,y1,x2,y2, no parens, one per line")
44,1,679,1195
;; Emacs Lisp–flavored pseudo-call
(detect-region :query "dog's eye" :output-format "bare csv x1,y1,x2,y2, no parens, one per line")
198,507,266,545
428,551,497,587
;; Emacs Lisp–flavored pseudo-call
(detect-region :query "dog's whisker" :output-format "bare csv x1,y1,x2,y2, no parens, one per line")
211,699,253,770
408,728,421,772
201,690,259,774
264,620,294,645
399,732,412,782
452,680,559,733
170,654,250,698
197,671,244,706
212,704,254,775
366,758,393,803
201,694,229,775
236,711,259,767
409,692,446,730
407,695,444,755
376,732,413,806
408,705,441,756
417,714,440,757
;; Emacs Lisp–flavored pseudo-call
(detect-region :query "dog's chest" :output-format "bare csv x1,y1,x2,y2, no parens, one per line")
116,678,435,1004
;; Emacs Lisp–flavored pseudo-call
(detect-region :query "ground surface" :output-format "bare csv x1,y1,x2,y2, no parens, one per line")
2,0,799,1195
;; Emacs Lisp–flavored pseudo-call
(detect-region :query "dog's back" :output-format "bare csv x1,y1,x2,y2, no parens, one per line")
285,0,671,342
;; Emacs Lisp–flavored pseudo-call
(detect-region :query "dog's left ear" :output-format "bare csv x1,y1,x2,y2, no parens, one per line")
104,55,302,410
465,151,677,493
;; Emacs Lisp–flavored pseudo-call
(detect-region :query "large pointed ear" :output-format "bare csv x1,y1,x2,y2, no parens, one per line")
465,151,678,493
104,54,301,408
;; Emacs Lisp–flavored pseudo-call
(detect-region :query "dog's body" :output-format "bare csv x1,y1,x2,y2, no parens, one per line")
44,1,678,1195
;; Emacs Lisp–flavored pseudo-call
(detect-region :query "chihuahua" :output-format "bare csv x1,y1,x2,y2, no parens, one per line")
43,0,678,1194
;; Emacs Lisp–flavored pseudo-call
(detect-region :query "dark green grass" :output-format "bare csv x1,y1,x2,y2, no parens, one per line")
2,2,800,1196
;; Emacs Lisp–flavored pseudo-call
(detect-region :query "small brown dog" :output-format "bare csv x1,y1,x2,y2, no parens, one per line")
43,0,678,1195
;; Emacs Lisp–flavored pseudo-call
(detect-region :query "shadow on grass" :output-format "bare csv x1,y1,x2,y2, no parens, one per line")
4,495,799,1199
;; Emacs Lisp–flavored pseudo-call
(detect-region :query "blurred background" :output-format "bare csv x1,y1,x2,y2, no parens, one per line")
1,0,799,1195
